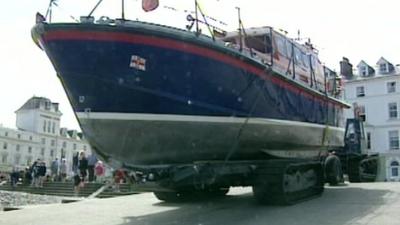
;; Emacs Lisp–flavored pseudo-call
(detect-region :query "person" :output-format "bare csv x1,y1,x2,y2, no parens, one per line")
10,166,19,188
78,151,88,182
50,158,59,181
113,168,125,192
73,171,82,197
72,151,79,174
31,159,40,187
95,161,105,183
24,167,32,185
38,161,47,188
87,153,97,182
59,159,68,182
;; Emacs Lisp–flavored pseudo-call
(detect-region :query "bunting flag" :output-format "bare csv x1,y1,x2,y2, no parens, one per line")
142,0,159,12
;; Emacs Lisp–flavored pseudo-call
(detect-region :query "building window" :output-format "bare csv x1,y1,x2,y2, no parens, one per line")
73,143,77,150
52,122,55,134
358,105,366,122
3,142,7,150
50,149,54,157
1,154,7,163
360,66,368,76
387,82,396,93
43,120,46,132
28,146,32,154
367,132,371,149
356,86,365,97
41,148,45,156
26,156,33,166
61,148,66,158
83,145,87,151
17,134,21,139
4,132,8,137
390,161,399,177
29,136,33,141
389,130,400,150
15,155,21,165
41,138,46,145
51,139,55,146
389,102,398,119
380,63,388,73
16,144,20,151
47,120,51,133
62,141,67,148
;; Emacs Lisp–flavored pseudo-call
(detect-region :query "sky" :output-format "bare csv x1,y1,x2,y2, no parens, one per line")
0,0,399,130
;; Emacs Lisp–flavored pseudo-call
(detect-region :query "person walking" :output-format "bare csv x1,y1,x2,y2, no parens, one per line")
87,153,97,182
78,151,88,183
95,161,105,183
73,171,82,197
113,168,125,192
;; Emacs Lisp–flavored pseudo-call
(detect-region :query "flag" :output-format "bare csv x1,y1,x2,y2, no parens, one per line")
130,55,146,71
142,0,159,12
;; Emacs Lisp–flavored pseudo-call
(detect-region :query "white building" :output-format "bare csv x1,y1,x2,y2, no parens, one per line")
342,57,400,181
0,97,92,174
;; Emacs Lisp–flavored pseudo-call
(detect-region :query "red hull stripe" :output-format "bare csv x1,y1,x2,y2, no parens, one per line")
43,30,345,108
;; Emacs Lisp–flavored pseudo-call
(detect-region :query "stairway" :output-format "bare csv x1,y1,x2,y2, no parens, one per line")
0,181,137,198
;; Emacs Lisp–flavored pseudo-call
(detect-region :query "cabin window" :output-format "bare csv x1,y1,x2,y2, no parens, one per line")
301,53,310,68
275,35,287,57
389,130,399,150
294,47,302,65
286,40,293,58
311,55,317,69
245,35,271,54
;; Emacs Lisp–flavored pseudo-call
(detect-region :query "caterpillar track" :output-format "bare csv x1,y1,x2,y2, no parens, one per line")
252,160,325,205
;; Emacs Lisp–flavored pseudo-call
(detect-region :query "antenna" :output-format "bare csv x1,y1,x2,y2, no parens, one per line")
296,29,301,41
236,6,242,52
88,0,104,17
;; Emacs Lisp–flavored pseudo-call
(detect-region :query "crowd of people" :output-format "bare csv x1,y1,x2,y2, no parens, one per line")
0,151,132,197
0,151,108,191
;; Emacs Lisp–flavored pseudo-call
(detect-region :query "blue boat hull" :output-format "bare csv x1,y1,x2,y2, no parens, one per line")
33,22,346,166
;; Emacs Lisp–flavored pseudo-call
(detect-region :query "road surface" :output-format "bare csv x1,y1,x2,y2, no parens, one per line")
1,182,399,225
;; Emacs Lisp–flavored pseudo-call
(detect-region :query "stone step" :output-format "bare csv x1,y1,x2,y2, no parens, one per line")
0,182,136,198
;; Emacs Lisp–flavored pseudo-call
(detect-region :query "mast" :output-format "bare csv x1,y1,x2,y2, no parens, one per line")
194,0,199,35
122,0,125,20
236,7,243,52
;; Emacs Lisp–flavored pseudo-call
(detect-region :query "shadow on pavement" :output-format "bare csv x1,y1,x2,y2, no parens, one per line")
120,186,391,225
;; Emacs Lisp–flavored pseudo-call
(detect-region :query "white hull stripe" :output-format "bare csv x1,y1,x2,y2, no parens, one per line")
76,112,344,131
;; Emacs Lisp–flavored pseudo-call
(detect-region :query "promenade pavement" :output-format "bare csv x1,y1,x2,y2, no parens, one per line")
1,182,399,225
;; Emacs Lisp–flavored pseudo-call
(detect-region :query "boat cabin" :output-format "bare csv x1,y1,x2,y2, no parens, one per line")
221,27,326,93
